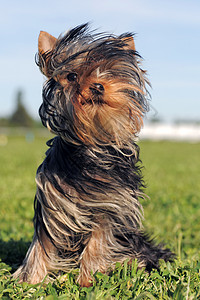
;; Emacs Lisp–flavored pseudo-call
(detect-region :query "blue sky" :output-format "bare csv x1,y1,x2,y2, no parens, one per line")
1,0,200,122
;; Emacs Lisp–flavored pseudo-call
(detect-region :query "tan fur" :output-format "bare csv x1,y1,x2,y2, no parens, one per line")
13,231,53,284
13,25,168,287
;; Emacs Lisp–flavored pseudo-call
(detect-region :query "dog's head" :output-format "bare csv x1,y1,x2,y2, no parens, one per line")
37,23,149,146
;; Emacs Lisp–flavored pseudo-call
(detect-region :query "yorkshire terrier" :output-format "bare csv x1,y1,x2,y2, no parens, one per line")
14,23,174,287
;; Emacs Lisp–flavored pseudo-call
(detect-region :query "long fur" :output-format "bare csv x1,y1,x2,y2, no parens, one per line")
14,24,174,286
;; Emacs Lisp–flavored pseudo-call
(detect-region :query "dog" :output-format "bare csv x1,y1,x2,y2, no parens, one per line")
14,23,174,287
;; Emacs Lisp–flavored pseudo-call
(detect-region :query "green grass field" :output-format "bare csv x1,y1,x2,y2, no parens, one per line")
0,136,200,299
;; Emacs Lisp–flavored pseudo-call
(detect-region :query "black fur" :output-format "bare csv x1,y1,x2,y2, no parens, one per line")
34,136,174,267
14,24,174,285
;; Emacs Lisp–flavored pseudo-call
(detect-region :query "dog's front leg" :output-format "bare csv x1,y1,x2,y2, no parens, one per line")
78,228,112,287
13,231,54,284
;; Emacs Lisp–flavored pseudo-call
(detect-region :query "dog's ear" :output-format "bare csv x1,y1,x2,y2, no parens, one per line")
38,31,57,77
122,36,136,51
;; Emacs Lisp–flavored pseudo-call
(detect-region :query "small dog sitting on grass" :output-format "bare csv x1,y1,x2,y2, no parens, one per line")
14,23,174,287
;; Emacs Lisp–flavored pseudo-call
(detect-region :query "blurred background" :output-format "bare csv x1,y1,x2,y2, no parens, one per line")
1,2,200,296
0,0,200,140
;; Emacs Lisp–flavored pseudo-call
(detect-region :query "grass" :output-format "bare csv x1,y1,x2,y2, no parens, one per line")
0,135,199,299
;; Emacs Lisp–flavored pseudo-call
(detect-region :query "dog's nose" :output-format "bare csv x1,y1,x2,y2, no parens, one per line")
89,83,104,95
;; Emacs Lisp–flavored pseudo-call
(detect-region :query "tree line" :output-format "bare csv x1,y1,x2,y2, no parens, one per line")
0,90,41,128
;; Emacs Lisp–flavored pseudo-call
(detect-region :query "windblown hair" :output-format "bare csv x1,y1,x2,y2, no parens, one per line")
14,24,174,287
37,23,148,147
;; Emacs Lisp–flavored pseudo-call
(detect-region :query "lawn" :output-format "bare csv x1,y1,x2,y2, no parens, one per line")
0,135,199,299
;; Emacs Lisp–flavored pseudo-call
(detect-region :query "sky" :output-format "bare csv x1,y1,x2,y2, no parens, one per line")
1,0,200,122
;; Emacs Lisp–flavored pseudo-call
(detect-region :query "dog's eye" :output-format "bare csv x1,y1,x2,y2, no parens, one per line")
67,72,77,82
